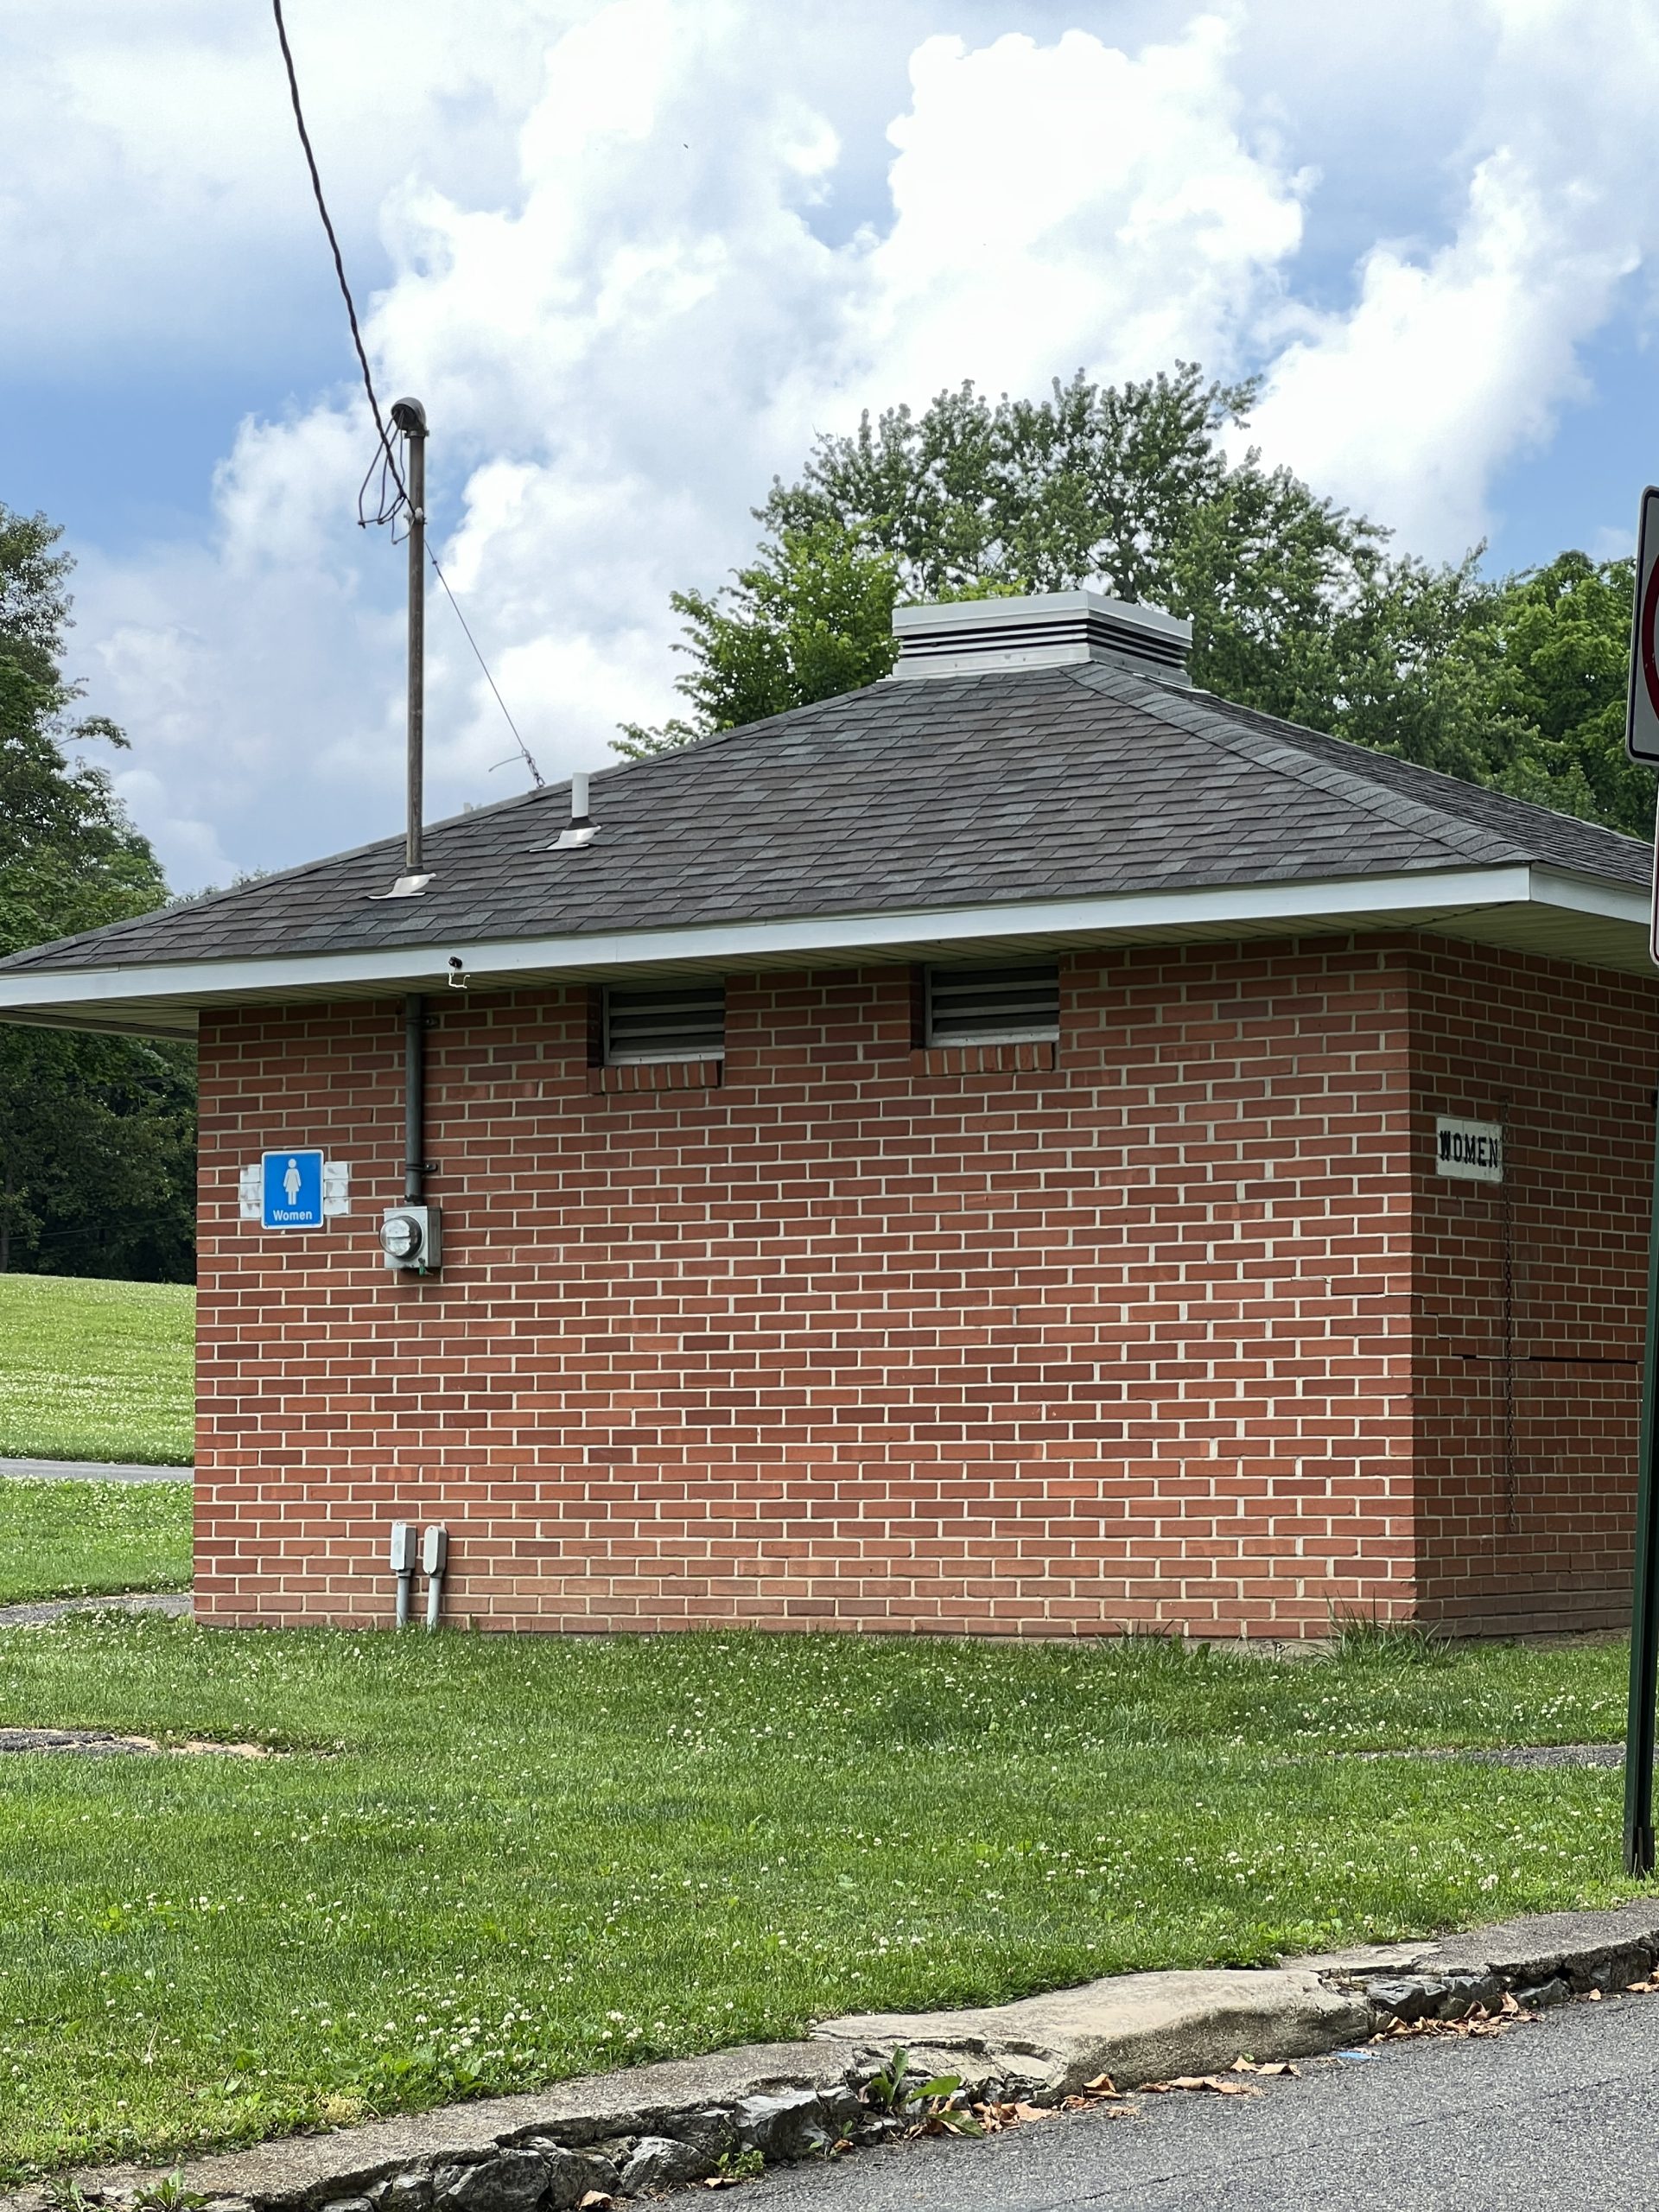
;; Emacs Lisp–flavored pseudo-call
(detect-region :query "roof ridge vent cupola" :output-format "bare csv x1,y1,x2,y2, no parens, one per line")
890,588,1191,685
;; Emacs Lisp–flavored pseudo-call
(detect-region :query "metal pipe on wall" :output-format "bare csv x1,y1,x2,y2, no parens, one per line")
404,994,425,1205
423,1524,448,1631
390,1522,417,1629
391,398,427,877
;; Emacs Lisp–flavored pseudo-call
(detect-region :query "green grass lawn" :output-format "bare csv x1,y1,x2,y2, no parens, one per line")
0,1478,193,1605
0,1274,194,1465
0,1620,1640,2180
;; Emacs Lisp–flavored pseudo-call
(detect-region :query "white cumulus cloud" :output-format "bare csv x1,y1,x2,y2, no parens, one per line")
1244,0,1659,553
1249,150,1637,555
855,16,1305,404
70,3,1311,883
20,0,1659,888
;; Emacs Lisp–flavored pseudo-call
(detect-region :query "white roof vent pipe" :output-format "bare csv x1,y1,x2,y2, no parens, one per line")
889,588,1192,685
550,769,599,850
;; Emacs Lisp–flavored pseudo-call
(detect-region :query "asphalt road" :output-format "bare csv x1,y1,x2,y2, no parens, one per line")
730,1991,1659,2211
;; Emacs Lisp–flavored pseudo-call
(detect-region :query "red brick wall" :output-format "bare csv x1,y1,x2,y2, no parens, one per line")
1407,942,1656,1636
195,939,1424,1638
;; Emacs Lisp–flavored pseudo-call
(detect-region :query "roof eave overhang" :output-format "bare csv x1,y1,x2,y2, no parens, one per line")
0,861,1648,1040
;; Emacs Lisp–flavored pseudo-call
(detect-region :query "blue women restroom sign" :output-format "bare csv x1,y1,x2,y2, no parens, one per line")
262,1148,325,1230
238,1153,351,1228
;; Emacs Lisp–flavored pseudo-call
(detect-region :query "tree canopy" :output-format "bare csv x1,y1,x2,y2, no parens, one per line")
1478,550,1647,836
618,365,1644,841
0,505,195,1280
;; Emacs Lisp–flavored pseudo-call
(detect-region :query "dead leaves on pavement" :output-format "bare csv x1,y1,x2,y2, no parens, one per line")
1375,1990,1537,2043
970,2076,1136,2134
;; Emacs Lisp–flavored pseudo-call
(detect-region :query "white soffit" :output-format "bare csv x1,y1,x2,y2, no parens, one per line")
0,863,1648,1041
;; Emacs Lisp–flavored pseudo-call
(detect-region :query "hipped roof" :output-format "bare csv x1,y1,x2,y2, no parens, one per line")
0,658,1649,1039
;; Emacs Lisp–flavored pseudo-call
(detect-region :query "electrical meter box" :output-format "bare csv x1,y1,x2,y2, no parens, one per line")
378,1204,442,1274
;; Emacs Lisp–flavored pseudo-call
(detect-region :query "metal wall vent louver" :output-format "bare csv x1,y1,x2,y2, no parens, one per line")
891,588,1191,684
605,982,727,1064
926,962,1060,1046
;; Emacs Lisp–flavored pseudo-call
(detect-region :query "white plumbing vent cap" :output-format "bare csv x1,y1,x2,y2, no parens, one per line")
550,767,600,850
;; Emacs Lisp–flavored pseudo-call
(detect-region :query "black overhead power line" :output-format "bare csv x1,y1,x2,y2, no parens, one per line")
270,0,401,498
269,0,544,789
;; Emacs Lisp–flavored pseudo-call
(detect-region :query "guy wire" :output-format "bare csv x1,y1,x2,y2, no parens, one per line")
430,553,545,785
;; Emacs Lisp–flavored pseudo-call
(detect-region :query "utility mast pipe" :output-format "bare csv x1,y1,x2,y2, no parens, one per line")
391,397,427,875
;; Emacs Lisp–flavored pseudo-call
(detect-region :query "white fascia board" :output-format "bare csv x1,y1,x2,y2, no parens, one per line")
0,864,1556,1016
1527,865,1649,925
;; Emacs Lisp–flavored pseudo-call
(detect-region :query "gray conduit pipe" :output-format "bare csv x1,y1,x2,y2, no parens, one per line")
423,1524,448,1630
390,1522,417,1628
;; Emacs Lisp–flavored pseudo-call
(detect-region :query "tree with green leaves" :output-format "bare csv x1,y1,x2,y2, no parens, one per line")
1479,551,1646,836
622,365,1402,753
0,505,195,1280
617,520,904,757
619,365,1646,839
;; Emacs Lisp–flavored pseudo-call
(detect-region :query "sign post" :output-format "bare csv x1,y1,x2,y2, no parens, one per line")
1623,486,1659,1876
1624,1127,1659,1875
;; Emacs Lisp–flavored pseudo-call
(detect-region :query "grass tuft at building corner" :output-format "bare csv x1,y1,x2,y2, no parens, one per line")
0,1619,1643,2181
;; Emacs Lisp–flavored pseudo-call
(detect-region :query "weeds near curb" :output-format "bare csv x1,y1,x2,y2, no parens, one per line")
862,2047,983,2137
708,2145,766,2184
131,2176,208,2211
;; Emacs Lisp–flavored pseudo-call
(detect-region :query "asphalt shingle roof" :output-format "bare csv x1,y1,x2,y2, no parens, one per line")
4,658,1648,976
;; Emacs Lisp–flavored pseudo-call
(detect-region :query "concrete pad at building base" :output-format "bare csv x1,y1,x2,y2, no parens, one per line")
814,1967,1373,2098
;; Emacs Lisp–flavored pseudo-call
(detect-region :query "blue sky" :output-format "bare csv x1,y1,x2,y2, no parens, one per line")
3,0,1656,887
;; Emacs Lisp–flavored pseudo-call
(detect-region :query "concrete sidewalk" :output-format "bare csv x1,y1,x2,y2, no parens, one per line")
0,1590,192,1627
0,1456,192,1482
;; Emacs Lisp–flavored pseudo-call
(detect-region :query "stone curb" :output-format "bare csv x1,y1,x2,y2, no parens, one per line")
11,1900,1659,2211
1288,1894,1659,2019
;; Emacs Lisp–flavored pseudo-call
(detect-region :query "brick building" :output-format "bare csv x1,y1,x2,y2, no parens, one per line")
3,591,1653,1640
